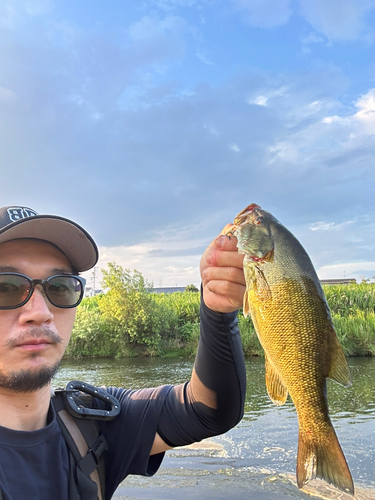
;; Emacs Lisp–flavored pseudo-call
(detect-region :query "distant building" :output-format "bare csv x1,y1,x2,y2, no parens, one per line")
320,278,357,286
149,280,358,294
150,286,186,294
84,286,103,298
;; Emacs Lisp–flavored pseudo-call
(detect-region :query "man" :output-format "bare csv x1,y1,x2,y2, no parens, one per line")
0,205,246,500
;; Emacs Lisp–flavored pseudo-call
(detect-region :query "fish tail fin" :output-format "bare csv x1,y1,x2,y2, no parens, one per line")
297,426,354,495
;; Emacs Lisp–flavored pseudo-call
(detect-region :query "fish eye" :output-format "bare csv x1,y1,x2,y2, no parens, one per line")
254,216,263,225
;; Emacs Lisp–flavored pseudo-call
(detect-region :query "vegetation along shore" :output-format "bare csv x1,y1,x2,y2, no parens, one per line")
66,263,375,358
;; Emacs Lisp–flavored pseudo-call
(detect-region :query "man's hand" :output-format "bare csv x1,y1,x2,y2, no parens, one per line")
200,224,246,313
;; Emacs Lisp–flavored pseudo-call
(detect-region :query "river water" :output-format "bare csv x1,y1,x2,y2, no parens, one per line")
54,357,375,500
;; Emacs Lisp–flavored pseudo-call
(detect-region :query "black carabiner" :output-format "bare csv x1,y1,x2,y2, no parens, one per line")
55,380,121,421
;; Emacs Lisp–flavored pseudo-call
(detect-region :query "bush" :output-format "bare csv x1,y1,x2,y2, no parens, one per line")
97,263,179,355
67,273,375,358
67,302,117,357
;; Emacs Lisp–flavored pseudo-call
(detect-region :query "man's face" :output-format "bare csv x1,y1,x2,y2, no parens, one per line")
0,239,77,392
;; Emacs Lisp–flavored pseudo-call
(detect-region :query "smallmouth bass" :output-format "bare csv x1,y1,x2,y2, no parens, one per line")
228,203,354,495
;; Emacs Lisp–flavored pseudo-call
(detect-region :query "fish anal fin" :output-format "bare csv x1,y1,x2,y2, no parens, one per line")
265,355,288,406
297,426,354,495
328,337,352,388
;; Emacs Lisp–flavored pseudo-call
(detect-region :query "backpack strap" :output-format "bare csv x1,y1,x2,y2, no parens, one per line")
52,388,109,500
0,382,114,500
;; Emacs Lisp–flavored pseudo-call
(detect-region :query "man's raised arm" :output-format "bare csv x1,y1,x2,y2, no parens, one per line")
151,227,246,455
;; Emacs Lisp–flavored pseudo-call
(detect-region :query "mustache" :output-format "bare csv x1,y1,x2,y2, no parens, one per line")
6,327,63,347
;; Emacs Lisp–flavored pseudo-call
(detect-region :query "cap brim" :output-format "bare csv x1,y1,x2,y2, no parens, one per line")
0,215,98,272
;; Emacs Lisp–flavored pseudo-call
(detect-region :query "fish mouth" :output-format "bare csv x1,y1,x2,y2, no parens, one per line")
234,203,261,226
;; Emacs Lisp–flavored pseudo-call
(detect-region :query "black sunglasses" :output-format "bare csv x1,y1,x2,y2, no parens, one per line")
0,273,86,309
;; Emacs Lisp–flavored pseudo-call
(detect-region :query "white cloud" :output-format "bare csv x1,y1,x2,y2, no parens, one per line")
268,141,299,163
309,221,335,231
83,232,207,288
153,0,201,10
322,88,375,138
0,3,373,285
263,85,375,169
229,0,375,42
249,95,268,106
230,0,293,27
230,143,240,152
354,89,375,132
0,0,51,29
322,115,351,125
247,87,288,108
128,15,186,43
309,219,356,231
317,261,375,281
196,51,214,65
299,0,374,41
301,32,325,44
0,87,17,102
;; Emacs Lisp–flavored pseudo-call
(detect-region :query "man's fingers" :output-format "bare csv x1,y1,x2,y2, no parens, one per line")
202,266,246,286
200,223,245,313
214,234,238,252
206,249,244,269
203,280,245,312
205,279,245,301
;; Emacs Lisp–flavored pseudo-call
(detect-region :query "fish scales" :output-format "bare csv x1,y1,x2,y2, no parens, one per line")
228,203,354,495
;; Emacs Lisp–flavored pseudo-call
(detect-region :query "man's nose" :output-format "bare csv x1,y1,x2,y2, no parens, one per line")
18,286,54,325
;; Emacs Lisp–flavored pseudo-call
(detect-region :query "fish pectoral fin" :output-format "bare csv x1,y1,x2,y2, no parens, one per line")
242,265,256,318
263,247,274,262
328,337,352,388
242,264,271,316
254,266,272,301
243,289,251,318
265,355,288,406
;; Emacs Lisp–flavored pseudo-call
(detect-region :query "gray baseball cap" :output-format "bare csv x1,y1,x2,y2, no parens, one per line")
0,206,98,272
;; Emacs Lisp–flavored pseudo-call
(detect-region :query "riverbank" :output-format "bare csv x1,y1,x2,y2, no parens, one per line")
66,281,375,358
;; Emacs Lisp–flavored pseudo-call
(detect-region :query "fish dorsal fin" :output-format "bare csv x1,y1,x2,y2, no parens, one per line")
265,354,288,406
328,337,352,388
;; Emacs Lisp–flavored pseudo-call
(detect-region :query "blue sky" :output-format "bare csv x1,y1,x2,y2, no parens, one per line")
1,0,375,287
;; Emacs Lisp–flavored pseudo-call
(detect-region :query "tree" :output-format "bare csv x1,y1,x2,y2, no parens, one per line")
185,284,199,293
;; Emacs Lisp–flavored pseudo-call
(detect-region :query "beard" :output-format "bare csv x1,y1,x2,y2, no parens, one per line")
0,326,64,392
0,361,61,393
